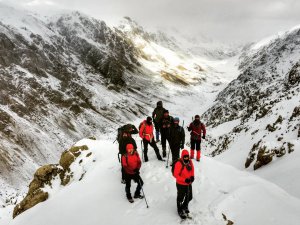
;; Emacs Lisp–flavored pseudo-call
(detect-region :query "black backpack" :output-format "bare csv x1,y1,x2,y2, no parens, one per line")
116,124,138,143
116,126,125,143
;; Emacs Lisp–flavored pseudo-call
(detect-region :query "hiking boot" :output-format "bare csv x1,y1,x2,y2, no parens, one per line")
127,194,134,203
178,211,187,219
134,193,144,199
144,155,149,162
158,155,165,161
184,208,190,214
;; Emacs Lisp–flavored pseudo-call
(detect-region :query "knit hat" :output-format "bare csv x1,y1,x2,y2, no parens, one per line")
163,109,169,114
174,117,180,122
195,115,200,119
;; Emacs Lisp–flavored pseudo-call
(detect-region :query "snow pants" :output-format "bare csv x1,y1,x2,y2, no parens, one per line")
125,174,144,198
176,183,193,213
161,129,170,156
170,144,180,164
143,139,163,161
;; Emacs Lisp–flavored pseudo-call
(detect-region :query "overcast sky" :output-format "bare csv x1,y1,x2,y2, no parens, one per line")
1,0,300,44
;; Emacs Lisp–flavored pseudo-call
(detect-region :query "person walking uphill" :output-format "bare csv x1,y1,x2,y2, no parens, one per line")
159,110,174,157
169,117,185,164
173,150,195,219
121,143,144,203
187,115,206,161
139,117,164,162
152,101,165,142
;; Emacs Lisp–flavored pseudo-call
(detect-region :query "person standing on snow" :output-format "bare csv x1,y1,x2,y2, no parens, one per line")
169,117,185,164
117,124,138,184
187,115,206,161
139,117,164,162
173,150,195,219
121,143,144,203
152,101,165,142
159,110,174,158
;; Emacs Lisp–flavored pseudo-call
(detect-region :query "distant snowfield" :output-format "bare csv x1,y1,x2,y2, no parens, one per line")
7,139,300,225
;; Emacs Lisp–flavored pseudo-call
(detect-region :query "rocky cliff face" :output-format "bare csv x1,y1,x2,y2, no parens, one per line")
0,5,156,188
0,4,236,192
202,26,300,170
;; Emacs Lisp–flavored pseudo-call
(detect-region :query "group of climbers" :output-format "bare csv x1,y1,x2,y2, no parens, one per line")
115,101,206,219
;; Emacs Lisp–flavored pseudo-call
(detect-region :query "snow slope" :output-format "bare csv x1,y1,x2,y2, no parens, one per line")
202,24,300,198
0,2,240,194
8,139,300,225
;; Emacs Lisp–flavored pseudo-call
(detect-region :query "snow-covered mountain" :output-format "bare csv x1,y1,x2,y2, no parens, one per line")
3,3,300,225
0,3,146,190
0,2,236,201
202,25,300,197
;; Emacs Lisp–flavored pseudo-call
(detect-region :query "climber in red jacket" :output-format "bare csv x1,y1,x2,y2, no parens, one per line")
139,116,164,162
121,143,144,203
173,149,195,219
187,115,206,161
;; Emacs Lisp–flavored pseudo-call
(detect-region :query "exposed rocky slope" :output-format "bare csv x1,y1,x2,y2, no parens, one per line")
202,25,300,171
1,4,226,191
0,4,163,189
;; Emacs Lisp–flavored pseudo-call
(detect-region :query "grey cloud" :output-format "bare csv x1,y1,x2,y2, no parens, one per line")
1,0,300,43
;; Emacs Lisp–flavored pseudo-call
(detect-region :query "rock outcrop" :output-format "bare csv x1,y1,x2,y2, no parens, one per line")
13,145,89,218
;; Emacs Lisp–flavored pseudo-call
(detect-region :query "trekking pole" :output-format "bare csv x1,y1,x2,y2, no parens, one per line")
166,145,171,168
138,177,149,208
141,140,144,162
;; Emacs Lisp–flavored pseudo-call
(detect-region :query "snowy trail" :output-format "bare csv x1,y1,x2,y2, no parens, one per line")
9,139,300,225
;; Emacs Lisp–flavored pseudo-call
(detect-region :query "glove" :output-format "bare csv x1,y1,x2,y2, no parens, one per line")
185,178,191,184
190,176,194,183
180,144,184,149
202,135,206,139
133,169,140,175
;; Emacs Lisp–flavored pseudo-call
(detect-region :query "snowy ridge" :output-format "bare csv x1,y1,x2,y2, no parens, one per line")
0,3,152,191
202,24,300,197
0,3,237,200
2,3,299,224
8,139,300,225
0,3,55,43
